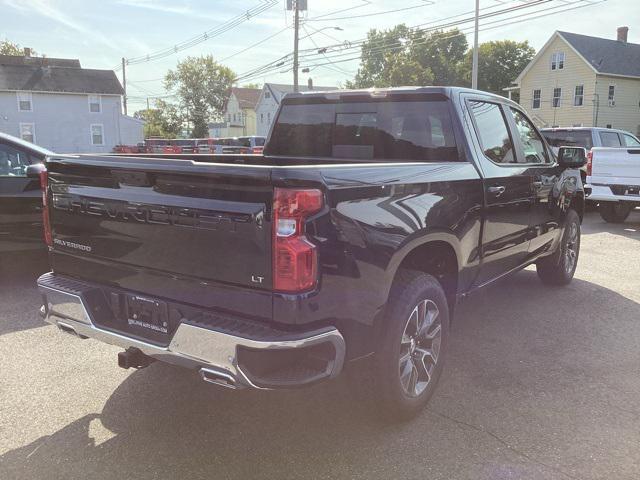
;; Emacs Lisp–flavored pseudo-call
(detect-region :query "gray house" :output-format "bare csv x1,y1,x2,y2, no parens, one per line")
0,54,144,153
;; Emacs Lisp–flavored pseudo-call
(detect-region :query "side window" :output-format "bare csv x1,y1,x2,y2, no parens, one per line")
0,143,34,176
91,124,104,146
623,134,640,147
469,101,515,164
17,92,32,111
88,94,101,113
599,131,622,147
509,108,550,164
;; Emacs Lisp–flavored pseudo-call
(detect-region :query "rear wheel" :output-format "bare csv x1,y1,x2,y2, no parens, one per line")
352,270,449,420
536,209,580,285
599,202,632,223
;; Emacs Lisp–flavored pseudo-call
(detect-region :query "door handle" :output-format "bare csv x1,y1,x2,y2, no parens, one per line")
487,185,506,197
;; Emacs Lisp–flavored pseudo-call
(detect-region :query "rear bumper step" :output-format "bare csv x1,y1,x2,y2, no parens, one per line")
37,272,345,389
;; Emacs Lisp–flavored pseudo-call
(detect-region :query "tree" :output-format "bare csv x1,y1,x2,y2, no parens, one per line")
242,83,260,89
164,55,235,138
347,26,468,88
410,28,468,86
134,100,183,138
464,40,535,96
0,39,33,56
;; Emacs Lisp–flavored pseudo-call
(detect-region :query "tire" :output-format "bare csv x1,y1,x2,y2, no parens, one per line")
536,209,580,286
599,202,632,223
350,270,450,420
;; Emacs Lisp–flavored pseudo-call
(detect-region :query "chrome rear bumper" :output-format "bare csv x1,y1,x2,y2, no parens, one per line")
37,273,345,390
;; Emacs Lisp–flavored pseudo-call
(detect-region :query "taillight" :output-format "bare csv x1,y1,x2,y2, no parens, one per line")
273,188,323,292
586,149,593,177
40,169,52,247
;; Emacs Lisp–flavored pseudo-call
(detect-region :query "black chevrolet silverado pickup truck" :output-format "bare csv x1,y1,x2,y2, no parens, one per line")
36,87,586,418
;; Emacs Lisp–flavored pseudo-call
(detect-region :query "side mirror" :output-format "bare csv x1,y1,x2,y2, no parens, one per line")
26,163,46,179
557,146,587,168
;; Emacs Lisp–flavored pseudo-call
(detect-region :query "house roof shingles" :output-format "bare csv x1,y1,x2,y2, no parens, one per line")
231,87,261,109
559,31,640,78
0,55,124,95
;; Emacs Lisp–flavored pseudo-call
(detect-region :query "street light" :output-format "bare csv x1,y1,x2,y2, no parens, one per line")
300,26,343,40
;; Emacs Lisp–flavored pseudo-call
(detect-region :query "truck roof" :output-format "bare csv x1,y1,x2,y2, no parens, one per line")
283,86,514,104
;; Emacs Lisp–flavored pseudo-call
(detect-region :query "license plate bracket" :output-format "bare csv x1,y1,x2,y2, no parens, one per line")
126,295,169,335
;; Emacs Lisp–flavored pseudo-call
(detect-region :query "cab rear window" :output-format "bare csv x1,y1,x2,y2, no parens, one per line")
541,130,593,149
267,99,459,162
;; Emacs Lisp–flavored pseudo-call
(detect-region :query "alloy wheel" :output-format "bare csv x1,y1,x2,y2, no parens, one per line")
565,222,579,274
398,299,442,397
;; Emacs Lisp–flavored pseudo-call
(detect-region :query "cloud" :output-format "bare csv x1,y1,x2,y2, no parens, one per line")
115,0,225,21
1,0,116,50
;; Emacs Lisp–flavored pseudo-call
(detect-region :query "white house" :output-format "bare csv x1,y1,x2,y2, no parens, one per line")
255,83,337,137
510,27,640,134
221,87,261,137
0,53,144,153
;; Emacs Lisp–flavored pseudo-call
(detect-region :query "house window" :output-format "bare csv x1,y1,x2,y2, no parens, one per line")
88,94,101,113
91,124,104,145
261,113,264,123
267,112,271,123
264,91,271,99
551,52,565,70
552,87,562,108
17,92,32,111
608,85,615,106
19,123,35,143
574,85,584,106
532,89,541,109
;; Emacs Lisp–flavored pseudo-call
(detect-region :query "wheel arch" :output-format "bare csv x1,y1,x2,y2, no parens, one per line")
385,233,461,312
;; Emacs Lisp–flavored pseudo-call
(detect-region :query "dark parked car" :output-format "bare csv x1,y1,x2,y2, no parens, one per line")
0,132,50,252
37,87,586,418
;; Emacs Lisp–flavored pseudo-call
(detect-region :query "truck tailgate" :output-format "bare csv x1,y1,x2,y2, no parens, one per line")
46,155,273,291
591,147,640,183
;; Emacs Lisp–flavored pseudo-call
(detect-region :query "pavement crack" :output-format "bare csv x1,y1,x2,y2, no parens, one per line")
426,408,581,480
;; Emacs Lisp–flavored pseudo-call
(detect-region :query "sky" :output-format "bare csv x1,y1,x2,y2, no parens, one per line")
2,0,639,111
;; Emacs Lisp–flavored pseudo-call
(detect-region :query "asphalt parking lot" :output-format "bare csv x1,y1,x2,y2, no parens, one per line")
1,210,639,480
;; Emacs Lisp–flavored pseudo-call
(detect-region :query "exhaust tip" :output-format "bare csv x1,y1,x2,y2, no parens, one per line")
199,368,238,389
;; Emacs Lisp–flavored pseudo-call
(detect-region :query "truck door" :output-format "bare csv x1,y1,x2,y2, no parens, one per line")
466,99,533,286
0,141,44,252
505,107,561,257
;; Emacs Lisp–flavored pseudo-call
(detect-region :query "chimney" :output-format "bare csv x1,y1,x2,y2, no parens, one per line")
307,77,313,90
23,47,31,57
617,26,629,43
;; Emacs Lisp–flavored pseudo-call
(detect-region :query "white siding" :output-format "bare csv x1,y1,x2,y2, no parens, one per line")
0,91,142,153
255,87,281,137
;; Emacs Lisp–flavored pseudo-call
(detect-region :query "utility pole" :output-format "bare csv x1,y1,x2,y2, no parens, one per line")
293,0,300,92
122,57,128,115
146,97,150,110
471,0,479,90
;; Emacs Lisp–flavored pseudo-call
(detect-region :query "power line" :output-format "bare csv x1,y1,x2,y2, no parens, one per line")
299,0,605,74
301,23,354,76
235,0,603,82
305,0,372,21
306,0,436,22
125,24,292,87
234,0,551,81
114,0,278,70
